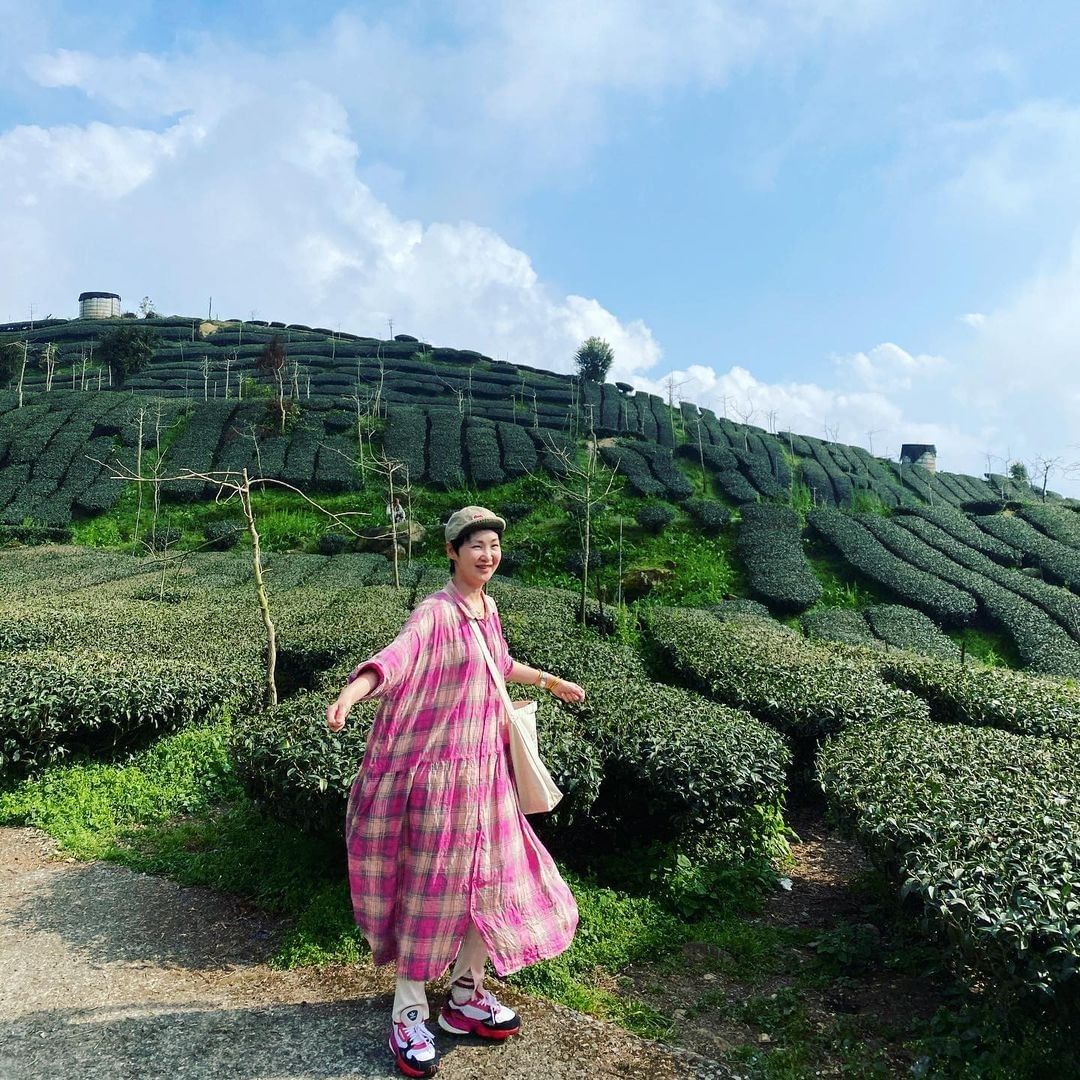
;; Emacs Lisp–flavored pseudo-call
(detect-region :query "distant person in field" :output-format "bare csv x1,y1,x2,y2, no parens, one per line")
387,496,406,525
326,505,585,1079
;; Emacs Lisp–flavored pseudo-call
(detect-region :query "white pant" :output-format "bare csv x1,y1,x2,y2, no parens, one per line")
392,921,488,1024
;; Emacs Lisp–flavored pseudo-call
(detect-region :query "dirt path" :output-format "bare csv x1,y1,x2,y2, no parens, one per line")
0,828,731,1080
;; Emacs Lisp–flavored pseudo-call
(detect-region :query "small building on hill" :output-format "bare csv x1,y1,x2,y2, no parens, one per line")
79,291,121,319
900,443,937,472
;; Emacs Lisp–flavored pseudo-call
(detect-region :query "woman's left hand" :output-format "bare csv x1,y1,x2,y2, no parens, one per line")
549,678,586,704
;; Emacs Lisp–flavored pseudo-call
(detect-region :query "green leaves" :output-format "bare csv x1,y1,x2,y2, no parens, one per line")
643,605,929,739
820,717,1080,1003
737,505,822,614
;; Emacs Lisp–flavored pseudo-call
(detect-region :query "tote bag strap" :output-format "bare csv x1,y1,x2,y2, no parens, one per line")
467,616,517,718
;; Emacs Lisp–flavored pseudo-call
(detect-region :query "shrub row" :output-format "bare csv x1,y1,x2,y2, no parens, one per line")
737,505,822,613
598,443,664,497
684,497,730,534
0,648,260,776
628,441,693,500
732,447,787,499
819,716,1080,1001
643,606,929,740
808,509,977,625
868,650,1080,741
900,514,1080,644
1016,502,1080,549
863,604,960,661
802,608,879,647
976,513,1080,590
491,582,789,847
464,420,505,487
426,409,465,490
889,516,1080,676
908,505,1020,565
496,421,537,477
798,458,837,506
380,406,427,481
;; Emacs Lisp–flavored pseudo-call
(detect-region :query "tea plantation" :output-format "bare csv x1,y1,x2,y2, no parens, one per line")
3,312,1080,1071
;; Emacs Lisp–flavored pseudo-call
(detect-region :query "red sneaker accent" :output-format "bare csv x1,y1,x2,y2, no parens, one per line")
438,990,521,1040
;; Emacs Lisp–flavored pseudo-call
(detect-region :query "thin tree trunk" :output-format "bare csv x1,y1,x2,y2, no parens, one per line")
241,469,278,708
134,408,145,544
16,343,28,407
405,470,414,566
388,467,400,589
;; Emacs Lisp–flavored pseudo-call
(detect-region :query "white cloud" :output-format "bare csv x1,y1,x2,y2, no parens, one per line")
832,341,947,392
0,74,659,375
0,117,205,199
960,312,986,327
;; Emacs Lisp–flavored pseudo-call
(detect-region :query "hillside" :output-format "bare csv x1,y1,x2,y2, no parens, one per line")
3,313,1080,681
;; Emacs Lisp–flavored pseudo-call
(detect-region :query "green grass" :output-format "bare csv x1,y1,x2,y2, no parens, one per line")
0,723,343,912
947,626,1022,669
806,550,885,610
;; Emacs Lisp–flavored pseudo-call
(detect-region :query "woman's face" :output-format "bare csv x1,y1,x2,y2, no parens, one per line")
448,528,502,587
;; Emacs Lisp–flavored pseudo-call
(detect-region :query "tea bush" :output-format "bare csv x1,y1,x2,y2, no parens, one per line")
808,509,976,625
863,604,960,661
0,648,259,775
976,513,1080,590
643,606,928,739
802,608,877,647
736,505,821,613
820,716,1080,1002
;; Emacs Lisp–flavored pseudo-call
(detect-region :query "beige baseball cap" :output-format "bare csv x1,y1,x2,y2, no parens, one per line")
444,505,506,543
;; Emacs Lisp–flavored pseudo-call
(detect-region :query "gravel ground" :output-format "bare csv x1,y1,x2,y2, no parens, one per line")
0,828,731,1079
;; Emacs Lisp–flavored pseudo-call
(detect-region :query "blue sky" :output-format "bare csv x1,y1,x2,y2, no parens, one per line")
3,1,1080,490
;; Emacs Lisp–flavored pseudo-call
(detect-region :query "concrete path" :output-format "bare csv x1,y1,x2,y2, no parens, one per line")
0,828,730,1079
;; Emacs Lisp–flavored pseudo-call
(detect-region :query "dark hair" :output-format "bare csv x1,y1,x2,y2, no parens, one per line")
447,523,503,576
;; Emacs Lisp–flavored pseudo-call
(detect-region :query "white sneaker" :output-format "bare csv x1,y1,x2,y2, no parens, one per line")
390,1015,439,1077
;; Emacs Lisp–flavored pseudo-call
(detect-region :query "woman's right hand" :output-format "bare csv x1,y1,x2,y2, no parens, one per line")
326,694,353,732
326,670,378,732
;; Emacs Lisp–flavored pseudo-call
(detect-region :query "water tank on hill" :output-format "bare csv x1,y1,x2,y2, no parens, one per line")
900,443,937,472
78,291,121,318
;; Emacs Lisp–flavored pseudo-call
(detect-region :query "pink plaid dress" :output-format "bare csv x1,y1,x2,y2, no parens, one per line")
344,583,578,982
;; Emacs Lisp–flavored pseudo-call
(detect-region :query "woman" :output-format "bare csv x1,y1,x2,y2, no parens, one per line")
326,506,585,1078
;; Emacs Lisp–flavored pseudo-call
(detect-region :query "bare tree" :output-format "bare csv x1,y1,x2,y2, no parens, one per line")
320,440,413,589
732,399,756,451
663,372,693,445
1032,454,1067,501
439,376,466,415
257,336,290,433
528,413,622,625
223,352,235,399
40,342,59,392
13,341,30,407
94,459,373,709
132,405,147,544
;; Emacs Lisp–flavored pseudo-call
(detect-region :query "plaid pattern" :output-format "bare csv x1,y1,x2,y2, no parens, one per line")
345,585,578,981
